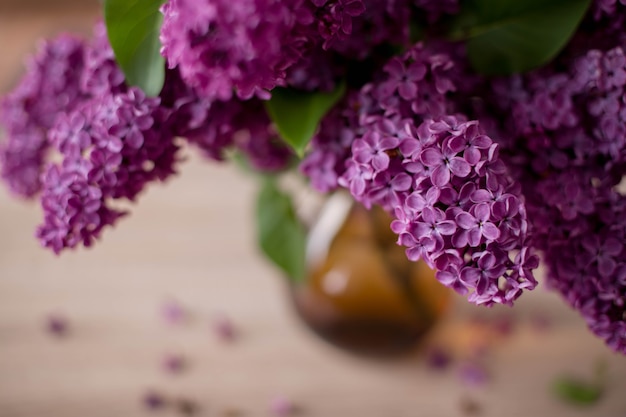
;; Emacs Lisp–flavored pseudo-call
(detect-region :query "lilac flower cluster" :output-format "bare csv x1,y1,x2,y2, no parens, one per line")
38,89,178,253
344,116,537,306
477,32,626,351
320,44,539,306
301,41,467,192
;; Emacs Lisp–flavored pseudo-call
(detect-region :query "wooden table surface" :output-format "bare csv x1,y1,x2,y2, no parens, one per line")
0,4,625,417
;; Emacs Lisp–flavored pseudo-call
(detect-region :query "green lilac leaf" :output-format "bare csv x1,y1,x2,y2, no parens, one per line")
265,82,346,157
457,0,592,75
104,0,166,96
256,179,307,282
553,377,603,405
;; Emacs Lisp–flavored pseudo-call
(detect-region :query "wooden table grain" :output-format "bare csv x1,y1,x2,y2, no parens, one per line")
0,5,625,417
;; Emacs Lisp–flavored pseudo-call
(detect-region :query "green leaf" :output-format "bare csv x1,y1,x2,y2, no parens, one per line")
456,0,591,75
104,0,166,96
265,82,346,157
553,377,603,406
255,179,307,282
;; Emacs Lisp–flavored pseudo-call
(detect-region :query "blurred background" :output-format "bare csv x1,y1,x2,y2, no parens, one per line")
0,1,625,416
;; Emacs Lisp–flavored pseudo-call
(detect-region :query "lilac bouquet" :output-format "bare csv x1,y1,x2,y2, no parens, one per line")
1,0,625,354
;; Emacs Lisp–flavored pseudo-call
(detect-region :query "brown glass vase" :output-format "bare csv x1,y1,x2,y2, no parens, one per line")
290,193,451,357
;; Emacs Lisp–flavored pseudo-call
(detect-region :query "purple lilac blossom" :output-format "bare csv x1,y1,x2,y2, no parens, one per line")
159,0,310,101
329,43,538,306
302,41,466,193
1,0,624,355
37,88,179,253
477,37,626,352
0,35,86,197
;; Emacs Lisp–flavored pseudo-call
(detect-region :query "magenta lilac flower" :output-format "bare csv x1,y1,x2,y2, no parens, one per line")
37,88,179,253
311,42,540,306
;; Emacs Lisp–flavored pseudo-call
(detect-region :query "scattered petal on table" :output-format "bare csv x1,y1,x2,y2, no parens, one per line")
161,299,188,325
45,314,69,337
426,346,452,370
213,314,237,342
143,389,167,410
459,362,490,387
270,395,296,417
175,397,200,416
163,353,186,374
